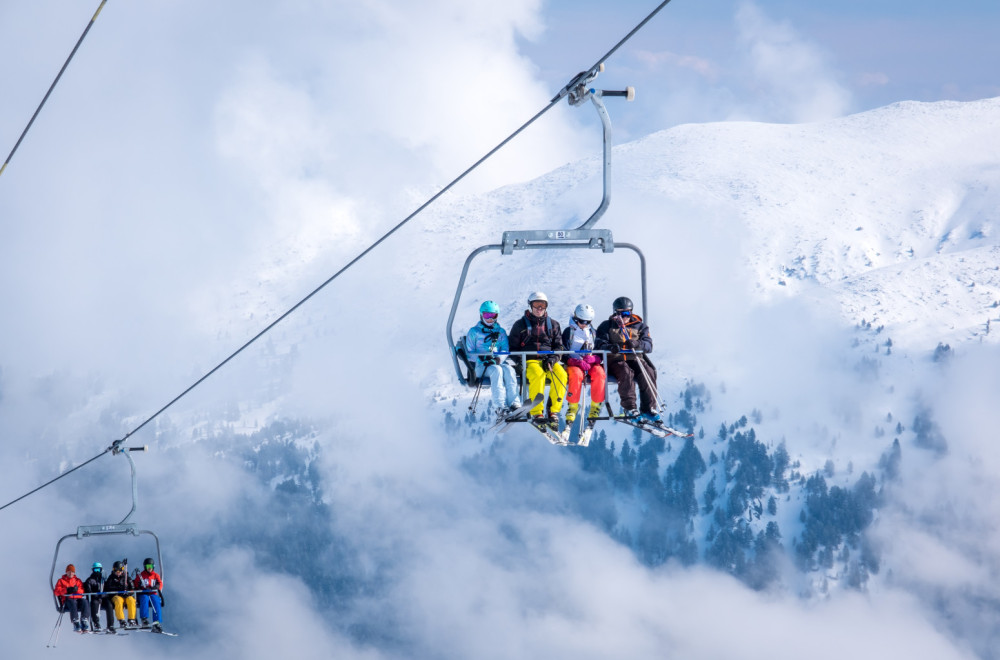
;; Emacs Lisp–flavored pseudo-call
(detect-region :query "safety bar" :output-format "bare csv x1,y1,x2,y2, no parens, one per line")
464,348,646,402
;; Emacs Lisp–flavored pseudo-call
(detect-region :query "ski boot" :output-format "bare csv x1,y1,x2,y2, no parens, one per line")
151,622,163,633
621,408,640,421
141,617,150,628
128,619,139,629
72,619,81,632
637,411,662,425
495,407,510,424
588,401,602,420
565,403,579,424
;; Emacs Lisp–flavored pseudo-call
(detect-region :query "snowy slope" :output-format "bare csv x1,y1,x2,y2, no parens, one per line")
613,98,1000,349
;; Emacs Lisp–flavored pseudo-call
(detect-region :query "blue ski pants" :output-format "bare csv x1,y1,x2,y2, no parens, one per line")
138,592,162,623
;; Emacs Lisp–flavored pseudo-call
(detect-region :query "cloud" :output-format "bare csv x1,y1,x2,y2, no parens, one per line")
733,1,853,122
634,50,720,81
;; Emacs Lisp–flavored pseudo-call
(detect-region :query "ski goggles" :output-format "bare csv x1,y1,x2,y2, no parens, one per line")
616,309,632,316
481,312,498,320
573,317,591,326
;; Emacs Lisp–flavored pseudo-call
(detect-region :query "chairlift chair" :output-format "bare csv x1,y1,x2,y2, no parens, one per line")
447,66,648,398
49,445,163,613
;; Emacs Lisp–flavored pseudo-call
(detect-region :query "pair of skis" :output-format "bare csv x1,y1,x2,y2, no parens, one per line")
490,394,595,446
529,415,597,447
604,401,693,438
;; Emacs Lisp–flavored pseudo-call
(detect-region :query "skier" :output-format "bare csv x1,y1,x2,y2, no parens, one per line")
464,300,521,420
595,296,660,423
105,560,136,630
133,557,164,632
53,564,91,632
508,291,567,428
561,303,606,425
84,561,116,633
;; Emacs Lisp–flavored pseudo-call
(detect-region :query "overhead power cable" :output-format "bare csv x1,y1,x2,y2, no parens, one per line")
0,0,108,178
0,0,675,512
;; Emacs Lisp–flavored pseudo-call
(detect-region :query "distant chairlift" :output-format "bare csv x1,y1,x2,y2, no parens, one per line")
447,66,647,399
50,443,163,616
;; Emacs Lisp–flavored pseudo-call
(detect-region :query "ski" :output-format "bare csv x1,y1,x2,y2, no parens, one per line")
491,393,544,433
578,419,597,447
131,626,178,636
611,415,693,439
530,418,570,445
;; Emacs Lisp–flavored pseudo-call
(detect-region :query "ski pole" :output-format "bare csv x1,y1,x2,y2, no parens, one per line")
632,351,666,413
47,610,64,648
469,372,484,413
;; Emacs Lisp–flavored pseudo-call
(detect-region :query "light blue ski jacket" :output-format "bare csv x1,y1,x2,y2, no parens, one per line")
465,321,510,363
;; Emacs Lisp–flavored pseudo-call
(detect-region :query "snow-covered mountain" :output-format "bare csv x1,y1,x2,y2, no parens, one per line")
5,97,1000,659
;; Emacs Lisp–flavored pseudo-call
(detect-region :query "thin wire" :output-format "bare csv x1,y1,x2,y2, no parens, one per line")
0,0,675,512
0,449,110,513
550,0,674,103
0,0,109,178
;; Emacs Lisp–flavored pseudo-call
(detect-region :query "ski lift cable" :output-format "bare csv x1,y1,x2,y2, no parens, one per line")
0,449,109,513
0,0,676,513
0,0,109,179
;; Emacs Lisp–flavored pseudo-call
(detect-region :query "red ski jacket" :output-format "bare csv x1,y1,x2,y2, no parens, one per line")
133,569,163,592
54,574,85,602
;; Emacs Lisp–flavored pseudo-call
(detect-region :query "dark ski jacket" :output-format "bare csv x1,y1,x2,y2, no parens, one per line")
84,571,106,595
508,310,563,362
595,312,653,362
105,570,131,595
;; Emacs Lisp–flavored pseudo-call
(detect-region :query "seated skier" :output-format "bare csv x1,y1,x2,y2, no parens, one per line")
508,291,567,430
561,303,606,425
595,296,661,424
133,558,164,633
106,560,137,629
464,300,521,420
54,564,92,632
84,561,116,633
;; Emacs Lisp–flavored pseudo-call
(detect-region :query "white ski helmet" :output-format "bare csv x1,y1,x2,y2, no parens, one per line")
527,291,548,305
573,303,595,322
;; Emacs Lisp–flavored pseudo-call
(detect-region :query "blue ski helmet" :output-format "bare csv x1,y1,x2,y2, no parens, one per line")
92,562,102,572
479,300,500,315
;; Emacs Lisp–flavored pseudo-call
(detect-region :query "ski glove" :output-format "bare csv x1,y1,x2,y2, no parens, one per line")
481,356,497,366
543,355,558,370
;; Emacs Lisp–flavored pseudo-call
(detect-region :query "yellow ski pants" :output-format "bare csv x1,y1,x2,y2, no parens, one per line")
525,359,567,416
112,594,136,621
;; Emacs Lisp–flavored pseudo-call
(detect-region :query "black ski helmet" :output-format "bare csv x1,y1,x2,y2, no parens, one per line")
612,296,634,313
112,561,123,571
143,558,154,568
